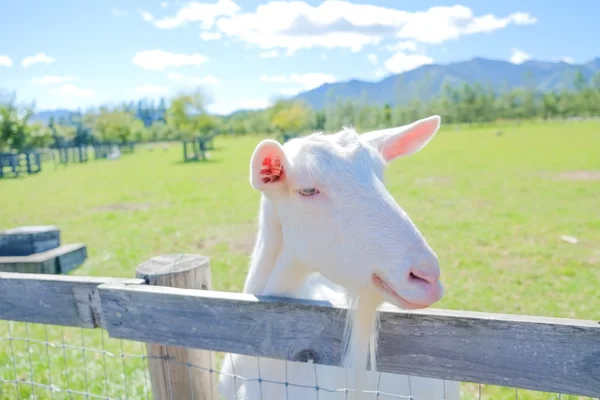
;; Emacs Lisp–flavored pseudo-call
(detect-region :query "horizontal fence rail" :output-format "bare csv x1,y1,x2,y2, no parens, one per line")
1,270,599,398
0,272,144,328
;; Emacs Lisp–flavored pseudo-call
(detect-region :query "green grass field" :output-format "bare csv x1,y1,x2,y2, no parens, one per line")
1,121,599,399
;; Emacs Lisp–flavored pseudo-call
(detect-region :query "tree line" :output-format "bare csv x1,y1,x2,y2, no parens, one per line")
0,89,217,151
1,70,599,152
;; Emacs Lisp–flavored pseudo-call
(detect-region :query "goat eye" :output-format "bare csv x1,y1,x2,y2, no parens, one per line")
298,188,319,196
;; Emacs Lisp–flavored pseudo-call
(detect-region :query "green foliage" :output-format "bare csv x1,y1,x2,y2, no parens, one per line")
25,122,54,149
3,70,600,151
0,91,34,152
51,122,76,140
148,120,175,141
130,118,148,143
216,71,600,135
267,99,313,133
85,109,143,143
166,88,216,139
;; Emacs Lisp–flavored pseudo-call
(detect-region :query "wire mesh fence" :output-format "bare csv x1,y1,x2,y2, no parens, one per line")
0,321,150,399
1,320,595,400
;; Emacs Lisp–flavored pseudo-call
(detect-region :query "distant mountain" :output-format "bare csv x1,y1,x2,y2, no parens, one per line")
292,57,600,109
31,109,76,125
32,101,167,127
32,57,600,120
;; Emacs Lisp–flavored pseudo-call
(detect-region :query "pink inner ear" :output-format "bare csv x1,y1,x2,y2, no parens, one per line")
382,120,436,161
260,156,284,184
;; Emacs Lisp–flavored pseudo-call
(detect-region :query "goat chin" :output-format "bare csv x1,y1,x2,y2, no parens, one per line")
218,273,460,400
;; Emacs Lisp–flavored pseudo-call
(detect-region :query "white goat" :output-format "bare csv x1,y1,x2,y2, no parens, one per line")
219,116,460,400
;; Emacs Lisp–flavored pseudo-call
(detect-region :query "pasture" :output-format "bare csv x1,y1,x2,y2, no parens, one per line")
0,120,599,399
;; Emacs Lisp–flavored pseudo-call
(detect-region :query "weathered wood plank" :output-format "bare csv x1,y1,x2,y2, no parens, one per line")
98,284,600,397
136,254,217,400
375,307,600,398
0,225,60,257
0,272,145,328
56,244,87,274
0,261,47,274
0,243,85,264
0,243,87,274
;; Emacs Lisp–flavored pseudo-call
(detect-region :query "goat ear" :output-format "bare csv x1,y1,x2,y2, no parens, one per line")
250,139,288,192
361,115,441,162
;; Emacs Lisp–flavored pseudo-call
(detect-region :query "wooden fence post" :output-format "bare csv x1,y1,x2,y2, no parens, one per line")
136,254,218,400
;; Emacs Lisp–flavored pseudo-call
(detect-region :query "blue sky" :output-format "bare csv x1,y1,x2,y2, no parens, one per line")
1,0,598,115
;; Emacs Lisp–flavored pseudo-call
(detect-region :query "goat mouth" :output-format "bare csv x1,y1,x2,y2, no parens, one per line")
372,273,431,310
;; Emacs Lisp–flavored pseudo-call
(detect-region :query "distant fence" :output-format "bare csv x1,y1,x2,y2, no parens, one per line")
53,145,90,164
0,254,598,399
0,152,42,178
93,142,136,159
182,135,216,162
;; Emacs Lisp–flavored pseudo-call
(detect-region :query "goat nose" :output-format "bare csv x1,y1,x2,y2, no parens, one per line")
409,254,440,284
409,268,439,285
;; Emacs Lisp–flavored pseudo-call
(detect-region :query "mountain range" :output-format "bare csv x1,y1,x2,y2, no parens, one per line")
32,57,600,122
291,57,600,109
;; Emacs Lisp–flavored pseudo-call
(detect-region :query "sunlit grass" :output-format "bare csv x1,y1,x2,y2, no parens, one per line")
1,120,599,399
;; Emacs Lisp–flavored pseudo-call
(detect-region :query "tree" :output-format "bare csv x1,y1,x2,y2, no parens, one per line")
166,88,214,139
130,118,149,142
5,65,600,147
0,91,34,152
383,104,392,126
268,99,312,134
84,108,141,143
26,122,54,149
52,124,77,142
149,121,174,141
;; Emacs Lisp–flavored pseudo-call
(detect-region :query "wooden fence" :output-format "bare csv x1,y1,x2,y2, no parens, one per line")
0,254,598,399
0,151,42,178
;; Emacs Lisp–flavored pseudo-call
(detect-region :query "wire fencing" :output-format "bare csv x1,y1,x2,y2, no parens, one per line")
1,321,150,399
1,320,594,400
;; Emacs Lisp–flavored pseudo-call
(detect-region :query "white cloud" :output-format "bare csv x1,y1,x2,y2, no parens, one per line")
112,8,127,17
209,97,274,115
374,68,387,78
280,88,301,96
384,52,433,73
259,50,279,59
510,48,531,64
239,99,271,110
49,84,95,98
386,41,417,52
260,72,337,90
132,50,208,71
463,12,536,35
161,2,169,8
214,1,536,53
200,32,222,41
139,10,155,22
510,12,537,25
148,0,240,29
167,73,221,85
260,75,288,84
31,75,77,86
0,55,12,67
367,53,378,65
135,84,170,95
22,53,55,68
561,56,575,64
